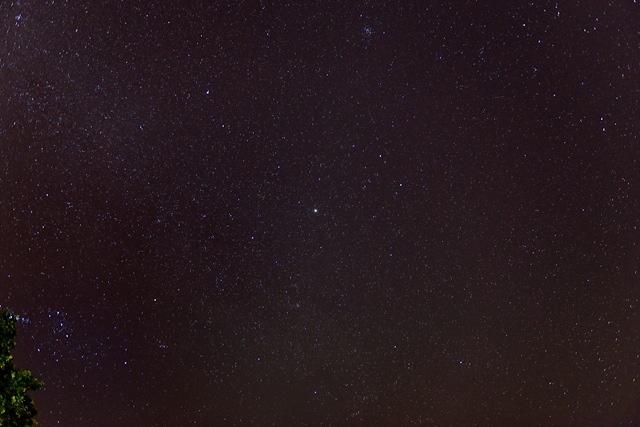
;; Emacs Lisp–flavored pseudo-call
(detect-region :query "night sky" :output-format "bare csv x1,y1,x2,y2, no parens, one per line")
1,1,640,425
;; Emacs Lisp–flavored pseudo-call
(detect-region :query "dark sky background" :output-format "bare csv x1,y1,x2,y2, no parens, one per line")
1,1,640,425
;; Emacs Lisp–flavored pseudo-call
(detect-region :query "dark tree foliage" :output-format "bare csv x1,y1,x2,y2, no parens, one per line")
0,309,42,426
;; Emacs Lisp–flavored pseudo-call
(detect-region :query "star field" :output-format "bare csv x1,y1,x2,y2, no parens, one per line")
1,1,640,425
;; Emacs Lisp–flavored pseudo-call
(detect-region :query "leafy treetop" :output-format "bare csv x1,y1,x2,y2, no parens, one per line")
0,309,43,427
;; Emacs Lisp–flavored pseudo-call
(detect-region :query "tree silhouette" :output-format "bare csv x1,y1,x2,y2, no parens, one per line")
0,309,42,426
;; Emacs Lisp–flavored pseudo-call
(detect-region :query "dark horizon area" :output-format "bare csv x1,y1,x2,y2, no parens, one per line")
1,1,639,425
